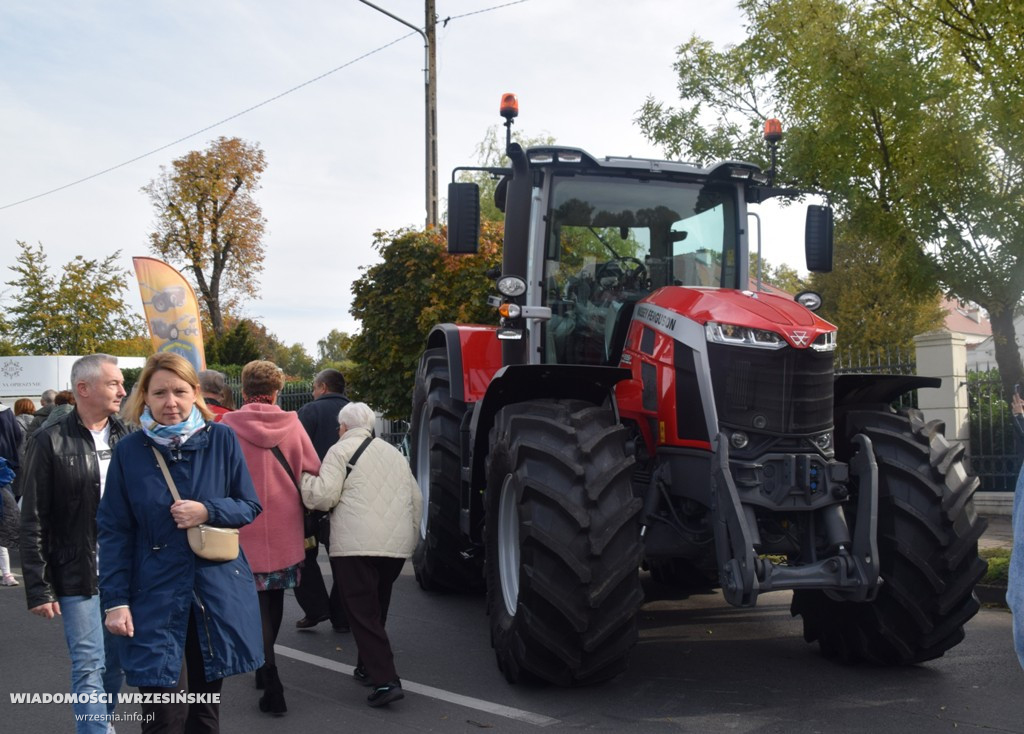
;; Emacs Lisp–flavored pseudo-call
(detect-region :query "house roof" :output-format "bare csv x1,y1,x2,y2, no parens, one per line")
942,297,991,338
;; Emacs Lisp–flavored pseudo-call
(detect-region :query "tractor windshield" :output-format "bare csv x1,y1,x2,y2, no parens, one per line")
542,175,738,365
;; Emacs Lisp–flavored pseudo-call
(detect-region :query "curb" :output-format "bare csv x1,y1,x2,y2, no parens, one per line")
976,583,1008,608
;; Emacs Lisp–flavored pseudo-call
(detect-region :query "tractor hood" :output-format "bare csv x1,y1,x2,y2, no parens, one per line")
640,286,836,350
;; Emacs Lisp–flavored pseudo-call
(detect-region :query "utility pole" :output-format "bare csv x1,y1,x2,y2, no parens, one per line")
425,0,438,229
359,0,439,229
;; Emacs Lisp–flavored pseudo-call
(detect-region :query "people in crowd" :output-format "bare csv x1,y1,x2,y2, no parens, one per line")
19,355,129,733
25,388,57,437
37,389,76,432
10,398,35,502
293,368,350,631
301,402,422,708
220,360,320,715
99,352,264,733
14,397,36,433
199,370,233,422
0,399,22,476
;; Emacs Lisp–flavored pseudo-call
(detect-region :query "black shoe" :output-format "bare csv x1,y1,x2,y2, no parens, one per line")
295,614,330,629
367,680,404,707
352,666,372,687
258,665,287,715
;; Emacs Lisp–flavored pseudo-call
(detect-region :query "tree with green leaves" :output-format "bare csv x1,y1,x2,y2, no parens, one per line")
637,0,1015,385
4,240,147,355
205,319,262,367
348,223,502,417
142,136,267,339
316,329,354,372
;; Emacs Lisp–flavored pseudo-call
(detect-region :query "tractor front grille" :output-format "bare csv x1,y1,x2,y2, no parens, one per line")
706,343,833,435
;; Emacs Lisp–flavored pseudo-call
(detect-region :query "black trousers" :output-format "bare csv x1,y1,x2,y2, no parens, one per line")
330,556,405,686
295,543,348,628
138,614,224,734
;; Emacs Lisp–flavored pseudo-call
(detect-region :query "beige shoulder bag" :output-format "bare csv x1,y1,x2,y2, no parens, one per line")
151,446,239,562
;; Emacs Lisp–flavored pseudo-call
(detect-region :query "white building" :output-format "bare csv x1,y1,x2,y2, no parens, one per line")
0,355,146,406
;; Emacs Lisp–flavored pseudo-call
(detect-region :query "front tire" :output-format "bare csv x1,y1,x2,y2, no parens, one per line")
410,349,481,592
791,407,987,664
485,399,643,685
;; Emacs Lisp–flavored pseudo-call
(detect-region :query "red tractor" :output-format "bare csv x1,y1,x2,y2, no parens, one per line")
410,94,986,686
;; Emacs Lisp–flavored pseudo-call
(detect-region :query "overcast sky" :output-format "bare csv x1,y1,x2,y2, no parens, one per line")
0,0,810,354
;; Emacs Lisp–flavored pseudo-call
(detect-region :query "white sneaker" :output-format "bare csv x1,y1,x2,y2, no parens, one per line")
1,573,17,586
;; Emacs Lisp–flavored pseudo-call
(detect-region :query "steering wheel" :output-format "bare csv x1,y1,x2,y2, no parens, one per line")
596,257,648,291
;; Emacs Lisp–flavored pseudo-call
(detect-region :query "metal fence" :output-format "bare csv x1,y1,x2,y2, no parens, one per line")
966,370,1019,492
834,346,916,376
834,346,918,410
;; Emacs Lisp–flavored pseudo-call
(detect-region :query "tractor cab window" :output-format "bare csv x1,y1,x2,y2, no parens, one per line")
543,176,736,366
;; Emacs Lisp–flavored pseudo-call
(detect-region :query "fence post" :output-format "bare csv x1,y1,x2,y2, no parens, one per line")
913,330,969,444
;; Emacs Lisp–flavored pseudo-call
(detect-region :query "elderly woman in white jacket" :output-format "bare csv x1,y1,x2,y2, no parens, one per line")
300,402,421,708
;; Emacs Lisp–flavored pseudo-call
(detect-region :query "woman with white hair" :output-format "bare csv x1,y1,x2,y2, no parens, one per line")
300,402,421,708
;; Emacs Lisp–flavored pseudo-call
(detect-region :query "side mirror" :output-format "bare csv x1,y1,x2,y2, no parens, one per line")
447,182,480,254
805,205,834,273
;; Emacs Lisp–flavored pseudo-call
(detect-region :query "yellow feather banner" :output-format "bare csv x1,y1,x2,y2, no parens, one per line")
132,257,206,372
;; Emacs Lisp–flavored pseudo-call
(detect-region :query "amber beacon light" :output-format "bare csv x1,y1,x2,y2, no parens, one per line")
500,93,519,120
763,117,783,142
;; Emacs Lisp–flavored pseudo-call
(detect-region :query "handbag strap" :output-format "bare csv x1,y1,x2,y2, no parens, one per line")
270,445,300,490
151,446,183,503
271,435,374,488
346,436,374,472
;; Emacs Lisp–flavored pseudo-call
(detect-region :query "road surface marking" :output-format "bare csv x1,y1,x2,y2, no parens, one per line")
275,644,561,727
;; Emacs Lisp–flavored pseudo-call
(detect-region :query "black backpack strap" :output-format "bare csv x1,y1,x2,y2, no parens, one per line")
270,445,299,490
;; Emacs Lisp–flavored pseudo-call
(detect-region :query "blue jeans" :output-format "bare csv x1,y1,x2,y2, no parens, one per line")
59,595,124,733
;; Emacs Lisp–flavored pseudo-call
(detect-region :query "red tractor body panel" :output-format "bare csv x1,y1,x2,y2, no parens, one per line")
454,324,503,403
616,287,837,455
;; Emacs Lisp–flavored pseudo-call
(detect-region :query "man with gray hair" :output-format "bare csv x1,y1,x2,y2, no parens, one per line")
21,354,129,733
199,369,232,421
25,388,58,437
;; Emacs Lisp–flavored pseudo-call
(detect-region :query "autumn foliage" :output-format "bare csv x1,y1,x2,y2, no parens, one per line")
348,221,502,417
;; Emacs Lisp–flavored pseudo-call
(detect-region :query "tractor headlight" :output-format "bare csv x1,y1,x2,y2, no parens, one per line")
496,276,527,297
705,322,786,350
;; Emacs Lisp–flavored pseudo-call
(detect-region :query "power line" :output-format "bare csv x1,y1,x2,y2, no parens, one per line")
0,0,531,211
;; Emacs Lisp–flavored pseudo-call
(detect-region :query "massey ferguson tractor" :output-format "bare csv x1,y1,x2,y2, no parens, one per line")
410,94,986,686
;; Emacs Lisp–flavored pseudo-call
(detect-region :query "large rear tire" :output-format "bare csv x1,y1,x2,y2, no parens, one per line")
410,349,481,592
485,399,644,685
791,407,987,664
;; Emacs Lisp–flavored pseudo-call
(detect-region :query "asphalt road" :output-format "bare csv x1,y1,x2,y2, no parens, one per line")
3,548,1023,734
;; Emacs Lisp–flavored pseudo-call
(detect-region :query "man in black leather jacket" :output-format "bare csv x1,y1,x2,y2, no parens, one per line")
20,354,129,733
294,368,350,631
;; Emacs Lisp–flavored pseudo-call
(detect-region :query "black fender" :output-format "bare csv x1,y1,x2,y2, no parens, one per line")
462,363,632,541
834,373,941,409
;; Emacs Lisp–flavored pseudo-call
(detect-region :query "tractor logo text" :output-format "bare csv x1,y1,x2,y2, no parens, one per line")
636,306,676,332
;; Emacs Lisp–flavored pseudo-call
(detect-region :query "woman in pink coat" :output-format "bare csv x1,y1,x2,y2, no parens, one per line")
220,360,320,715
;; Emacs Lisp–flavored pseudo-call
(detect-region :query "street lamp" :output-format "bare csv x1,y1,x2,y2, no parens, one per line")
358,0,439,230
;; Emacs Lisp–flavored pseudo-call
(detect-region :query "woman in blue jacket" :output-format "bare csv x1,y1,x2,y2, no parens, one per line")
99,353,264,733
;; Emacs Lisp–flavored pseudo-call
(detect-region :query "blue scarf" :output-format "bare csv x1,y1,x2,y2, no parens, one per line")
141,405,207,448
